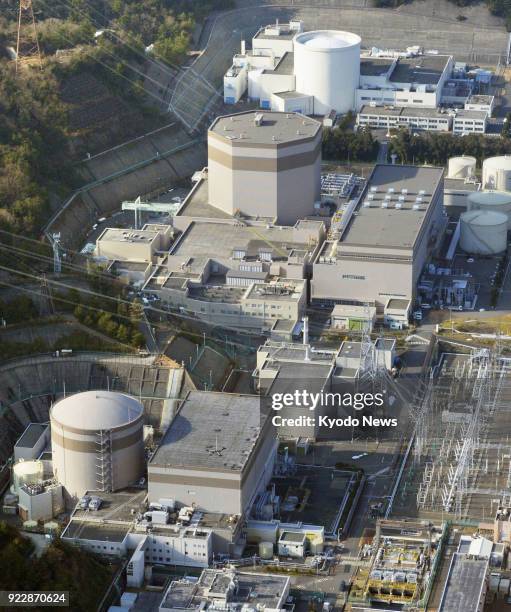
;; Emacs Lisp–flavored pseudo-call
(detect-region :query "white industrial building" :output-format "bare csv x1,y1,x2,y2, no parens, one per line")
159,569,290,612
224,22,495,135
50,391,145,501
148,391,278,516
311,164,446,310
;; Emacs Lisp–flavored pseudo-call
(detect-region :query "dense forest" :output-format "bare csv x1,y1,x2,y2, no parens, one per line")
0,0,234,237
388,129,511,165
0,522,113,611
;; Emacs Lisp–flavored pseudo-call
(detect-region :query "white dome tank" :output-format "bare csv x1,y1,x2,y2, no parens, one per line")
447,156,476,179
50,391,144,500
12,459,43,493
293,30,361,115
468,191,511,229
460,210,508,255
482,156,511,191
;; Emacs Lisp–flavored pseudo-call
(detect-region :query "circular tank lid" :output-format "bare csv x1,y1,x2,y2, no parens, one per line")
461,210,508,226
296,30,361,50
469,191,511,206
50,390,143,431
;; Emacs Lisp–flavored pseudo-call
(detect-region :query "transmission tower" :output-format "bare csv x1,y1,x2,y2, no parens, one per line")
50,233,62,274
16,0,42,75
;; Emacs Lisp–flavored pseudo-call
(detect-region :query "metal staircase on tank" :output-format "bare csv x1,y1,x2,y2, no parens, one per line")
95,430,113,492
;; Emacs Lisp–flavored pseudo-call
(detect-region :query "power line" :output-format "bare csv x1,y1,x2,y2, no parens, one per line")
0,260,260,349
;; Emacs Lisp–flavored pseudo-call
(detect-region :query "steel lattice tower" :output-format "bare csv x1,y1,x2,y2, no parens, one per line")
16,0,42,75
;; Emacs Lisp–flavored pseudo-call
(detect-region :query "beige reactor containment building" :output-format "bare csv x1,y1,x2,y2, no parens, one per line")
50,391,145,500
207,111,321,225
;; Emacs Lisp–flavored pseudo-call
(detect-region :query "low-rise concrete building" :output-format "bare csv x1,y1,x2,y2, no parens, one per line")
95,225,173,263
452,109,488,134
159,569,290,612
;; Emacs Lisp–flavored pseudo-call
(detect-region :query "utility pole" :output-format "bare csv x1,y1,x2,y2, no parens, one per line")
16,0,42,75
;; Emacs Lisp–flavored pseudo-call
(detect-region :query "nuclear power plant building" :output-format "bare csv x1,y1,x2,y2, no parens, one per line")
148,391,277,516
312,164,446,310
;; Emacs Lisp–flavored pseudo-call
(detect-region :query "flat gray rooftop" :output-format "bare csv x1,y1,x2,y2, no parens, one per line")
162,571,288,610
150,391,261,472
341,164,444,249
71,489,147,523
254,25,296,40
360,57,394,76
454,109,488,120
339,341,363,359
386,298,410,310
63,521,130,543
273,90,309,100
99,228,158,243
171,220,305,263
209,111,320,145
389,54,450,85
439,554,488,612
359,105,449,119
444,178,480,192
15,423,47,449
271,51,294,75
177,179,231,220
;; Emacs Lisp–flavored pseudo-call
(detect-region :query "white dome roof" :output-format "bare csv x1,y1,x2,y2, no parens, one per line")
296,30,361,51
51,391,143,431
305,35,348,49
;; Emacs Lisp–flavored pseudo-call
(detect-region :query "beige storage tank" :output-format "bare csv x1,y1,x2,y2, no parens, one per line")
447,156,476,179
259,541,274,560
50,391,144,501
468,191,511,228
482,156,511,191
460,210,508,255
12,460,43,494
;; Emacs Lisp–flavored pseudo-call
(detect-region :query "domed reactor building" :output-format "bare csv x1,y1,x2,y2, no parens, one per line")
50,390,145,501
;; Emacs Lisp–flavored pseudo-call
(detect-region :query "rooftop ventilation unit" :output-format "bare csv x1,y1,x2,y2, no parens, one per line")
415,197,423,205
254,113,264,126
363,200,371,208
384,194,392,201
387,187,395,193
401,189,408,195
419,189,426,195
368,193,374,200
370,187,378,193
381,201,388,208
395,202,402,209
413,203,421,210
398,195,405,202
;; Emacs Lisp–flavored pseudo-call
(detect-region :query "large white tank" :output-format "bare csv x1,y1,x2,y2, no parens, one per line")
468,191,511,229
293,30,361,115
50,391,144,500
460,210,508,255
447,156,476,179
12,460,43,494
482,156,511,191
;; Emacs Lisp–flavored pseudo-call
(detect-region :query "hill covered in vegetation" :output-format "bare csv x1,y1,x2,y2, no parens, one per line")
0,522,113,611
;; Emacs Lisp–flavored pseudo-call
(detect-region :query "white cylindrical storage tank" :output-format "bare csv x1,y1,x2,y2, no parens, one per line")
447,156,476,179
293,30,361,115
482,156,511,191
468,191,511,229
50,391,144,501
12,460,43,494
259,541,274,560
460,210,508,255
